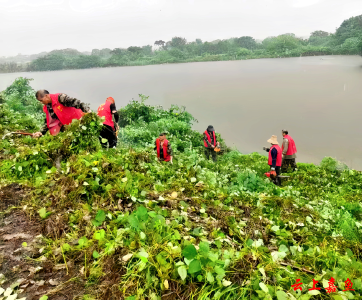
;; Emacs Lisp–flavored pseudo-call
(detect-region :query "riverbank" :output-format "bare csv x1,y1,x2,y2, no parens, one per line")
0,79,361,299
4,56,362,170
1,51,360,74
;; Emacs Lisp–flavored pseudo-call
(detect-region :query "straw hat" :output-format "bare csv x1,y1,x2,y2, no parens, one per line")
267,135,279,145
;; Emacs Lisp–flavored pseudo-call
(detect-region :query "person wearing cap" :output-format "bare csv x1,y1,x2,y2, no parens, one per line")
203,125,220,162
281,129,297,172
155,133,173,163
263,135,282,186
97,97,119,148
33,89,91,138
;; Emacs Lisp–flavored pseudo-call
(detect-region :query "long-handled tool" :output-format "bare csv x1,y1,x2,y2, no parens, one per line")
264,172,290,179
2,132,34,140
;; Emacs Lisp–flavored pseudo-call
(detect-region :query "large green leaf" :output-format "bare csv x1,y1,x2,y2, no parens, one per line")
199,241,210,257
38,207,52,219
94,229,106,240
276,291,288,300
279,244,289,253
178,266,187,280
136,206,148,221
128,215,140,229
92,210,106,226
62,243,71,252
188,259,202,274
156,251,169,266
78,236,89,248
95,210,106,222
182,244,197,260
206,271,214,283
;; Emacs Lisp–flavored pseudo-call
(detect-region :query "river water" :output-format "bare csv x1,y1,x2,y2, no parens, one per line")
1,55,362,169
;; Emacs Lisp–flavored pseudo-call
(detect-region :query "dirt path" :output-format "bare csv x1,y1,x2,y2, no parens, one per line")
0,184,81,300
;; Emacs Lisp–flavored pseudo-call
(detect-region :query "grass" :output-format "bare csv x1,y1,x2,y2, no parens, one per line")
0,78,361,299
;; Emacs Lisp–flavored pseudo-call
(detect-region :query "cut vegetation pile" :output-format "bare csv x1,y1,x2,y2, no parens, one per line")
0,78,361,300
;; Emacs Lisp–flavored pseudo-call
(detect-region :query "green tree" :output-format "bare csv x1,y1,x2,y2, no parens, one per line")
169,37,187,49
341,37,361,54
309,31,333,46
169,48,186,59
73,55,101,69
141,45,153,56
99,48,112,58
358,39,362,54
28,54,66,71
127,46,143,54
91,49,101,56
264,35,301,52
235,36,257,50
110,48,128,56
48,48,82,56
335,15,362,44
154,40,165,47
310,30,330,38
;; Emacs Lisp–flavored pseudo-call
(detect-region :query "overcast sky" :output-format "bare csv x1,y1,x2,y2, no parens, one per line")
0,0,361,57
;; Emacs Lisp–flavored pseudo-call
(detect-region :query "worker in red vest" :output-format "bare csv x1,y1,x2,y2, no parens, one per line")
33,90,90,138
97,97,119,148
155,133,173,163
203,125,220,162
281,129,297,172
263,135,282,186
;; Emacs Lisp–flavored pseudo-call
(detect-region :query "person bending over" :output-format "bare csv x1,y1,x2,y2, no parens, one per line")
97,97,119,148
203,125,220,162
33,90,90,138
155,133,173,163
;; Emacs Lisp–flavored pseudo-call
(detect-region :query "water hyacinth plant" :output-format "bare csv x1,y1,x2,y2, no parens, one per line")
0,78,361,299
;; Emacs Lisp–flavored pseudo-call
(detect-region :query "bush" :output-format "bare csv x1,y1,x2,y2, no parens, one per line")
3,77,42,114
320,156,348,172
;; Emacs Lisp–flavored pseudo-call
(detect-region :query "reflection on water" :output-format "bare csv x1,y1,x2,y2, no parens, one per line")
1,55,362,169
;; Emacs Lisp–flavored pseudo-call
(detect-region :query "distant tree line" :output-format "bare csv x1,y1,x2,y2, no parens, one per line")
1,14,362,73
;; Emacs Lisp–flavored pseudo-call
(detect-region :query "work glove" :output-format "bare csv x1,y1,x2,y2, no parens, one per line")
32,132,43,138
271,167,275,171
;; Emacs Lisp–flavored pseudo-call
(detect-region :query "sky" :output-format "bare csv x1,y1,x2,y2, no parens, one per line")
0,0,362,57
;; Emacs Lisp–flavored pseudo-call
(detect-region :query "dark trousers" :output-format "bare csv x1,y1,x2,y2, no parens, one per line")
99,125,117,149
205,147,217,162
281,158,297,173
270,166,281,186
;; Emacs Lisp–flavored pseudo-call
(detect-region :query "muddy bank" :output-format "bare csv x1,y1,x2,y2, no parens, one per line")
0,185,81,300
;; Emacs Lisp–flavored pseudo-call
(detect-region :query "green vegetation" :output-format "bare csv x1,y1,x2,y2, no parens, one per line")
0,78,362,299
2,15,362,73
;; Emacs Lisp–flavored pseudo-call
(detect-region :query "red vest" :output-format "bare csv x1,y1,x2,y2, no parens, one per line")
97,101,114,130
282,134,297,155
204,130,216,147
43,93,84,136
268,145,282,167
156,138,171,162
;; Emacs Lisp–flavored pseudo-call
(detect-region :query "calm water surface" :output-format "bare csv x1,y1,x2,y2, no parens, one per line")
1,56,362,169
